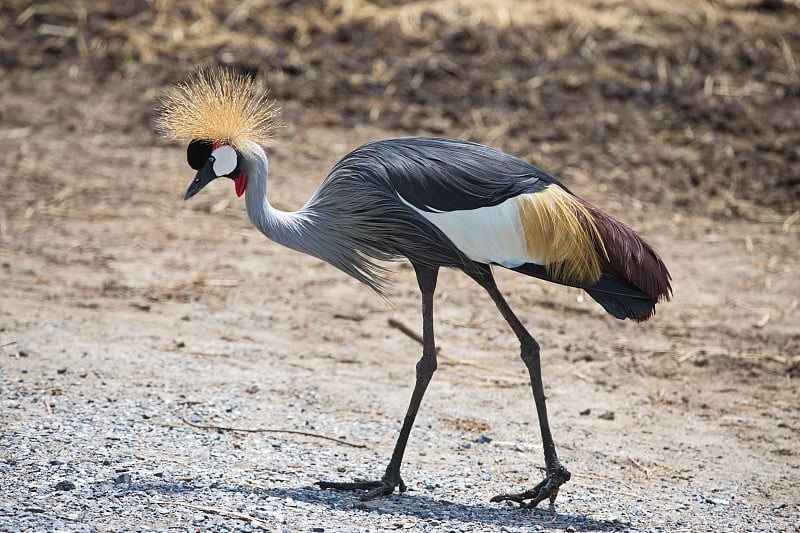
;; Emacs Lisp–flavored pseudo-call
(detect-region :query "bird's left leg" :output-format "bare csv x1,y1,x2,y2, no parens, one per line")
317,265,439,500
469,266,571,509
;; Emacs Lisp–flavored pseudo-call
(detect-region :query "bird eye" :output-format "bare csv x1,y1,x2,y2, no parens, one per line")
187,140,212,170
211,145,238,177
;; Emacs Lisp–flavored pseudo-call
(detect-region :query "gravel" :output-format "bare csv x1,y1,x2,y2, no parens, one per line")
2,364,797,533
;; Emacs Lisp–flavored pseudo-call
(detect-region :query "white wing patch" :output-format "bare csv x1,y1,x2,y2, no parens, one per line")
399,193,541,268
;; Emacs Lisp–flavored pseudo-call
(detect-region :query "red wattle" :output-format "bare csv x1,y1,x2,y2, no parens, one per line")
234,172,247,197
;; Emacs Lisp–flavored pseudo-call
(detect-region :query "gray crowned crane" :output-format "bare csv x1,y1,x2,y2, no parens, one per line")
156,69,671,509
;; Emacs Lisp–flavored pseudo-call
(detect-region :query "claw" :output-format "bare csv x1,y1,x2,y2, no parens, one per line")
491,462,571,509
361,478,405,500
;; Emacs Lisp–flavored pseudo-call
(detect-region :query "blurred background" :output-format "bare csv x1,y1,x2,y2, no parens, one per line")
2,0,799,213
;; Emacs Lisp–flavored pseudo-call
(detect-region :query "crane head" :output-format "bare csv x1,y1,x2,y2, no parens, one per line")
183,139,246,200
154,68,282,201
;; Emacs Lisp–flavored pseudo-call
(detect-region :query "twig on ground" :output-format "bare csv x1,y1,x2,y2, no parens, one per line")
439,353,525,378
389,318,527,381
333,312,364,321
387,318,426,346
627,457,650,479
572,371,597,384
151,500,271,527
782,209,799,233
42,396,52,415
178,411,367,448
448,377,528,388
569,480,641,500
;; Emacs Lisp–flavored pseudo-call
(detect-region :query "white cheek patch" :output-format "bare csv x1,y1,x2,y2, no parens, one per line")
211,145,238,176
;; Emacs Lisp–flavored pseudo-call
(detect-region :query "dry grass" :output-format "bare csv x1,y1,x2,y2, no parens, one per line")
4,1,798,76
2,0,799,212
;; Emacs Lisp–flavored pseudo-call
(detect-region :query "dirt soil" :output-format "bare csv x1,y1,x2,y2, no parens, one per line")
1,1,799,531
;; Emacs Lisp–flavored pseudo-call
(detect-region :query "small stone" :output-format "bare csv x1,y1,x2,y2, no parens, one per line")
54,480,76,491
113,473,132,485
704,496,730,506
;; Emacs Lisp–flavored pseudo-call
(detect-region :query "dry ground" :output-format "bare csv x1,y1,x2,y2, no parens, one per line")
1,1,799,531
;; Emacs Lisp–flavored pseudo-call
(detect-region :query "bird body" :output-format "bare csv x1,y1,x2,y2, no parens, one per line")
157,69,672,508
239,136,669,321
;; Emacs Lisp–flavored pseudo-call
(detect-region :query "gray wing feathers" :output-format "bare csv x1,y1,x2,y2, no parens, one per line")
301,178,469,295
298,137,563,293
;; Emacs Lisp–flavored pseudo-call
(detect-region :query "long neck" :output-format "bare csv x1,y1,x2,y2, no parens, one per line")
239,143,385,293
241,143,313,254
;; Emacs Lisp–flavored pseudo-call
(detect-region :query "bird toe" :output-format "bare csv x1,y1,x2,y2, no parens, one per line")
491,462,571,509
317,474,405,500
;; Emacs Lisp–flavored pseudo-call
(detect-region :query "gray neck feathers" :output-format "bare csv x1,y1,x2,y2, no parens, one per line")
242,143,310,253
241,142,388,293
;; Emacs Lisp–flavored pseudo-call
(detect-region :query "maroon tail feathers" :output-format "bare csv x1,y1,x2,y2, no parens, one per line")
578,199,672,321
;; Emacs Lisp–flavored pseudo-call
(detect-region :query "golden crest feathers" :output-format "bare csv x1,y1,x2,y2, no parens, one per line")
155,68,282,151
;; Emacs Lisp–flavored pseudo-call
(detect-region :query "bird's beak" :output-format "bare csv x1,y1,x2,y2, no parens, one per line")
184,160,218,201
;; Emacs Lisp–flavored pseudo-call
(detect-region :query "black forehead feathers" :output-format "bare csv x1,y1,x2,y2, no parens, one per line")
187,139,212,170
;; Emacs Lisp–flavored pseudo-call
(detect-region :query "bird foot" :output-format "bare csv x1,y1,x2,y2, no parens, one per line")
316,475,407,501
490,462,571,509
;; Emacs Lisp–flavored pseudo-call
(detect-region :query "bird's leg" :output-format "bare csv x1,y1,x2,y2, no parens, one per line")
317,265,439,500
469,267,571,509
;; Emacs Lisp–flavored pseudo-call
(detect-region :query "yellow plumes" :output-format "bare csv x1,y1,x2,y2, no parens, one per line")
155,68,282,151
516,186,607,285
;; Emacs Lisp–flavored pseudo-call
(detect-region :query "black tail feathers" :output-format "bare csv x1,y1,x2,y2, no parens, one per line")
511,263,658,320
583,273,659,321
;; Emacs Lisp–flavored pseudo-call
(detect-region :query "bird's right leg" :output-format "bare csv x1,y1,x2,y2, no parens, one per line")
469,266,571,509
317,265,439,500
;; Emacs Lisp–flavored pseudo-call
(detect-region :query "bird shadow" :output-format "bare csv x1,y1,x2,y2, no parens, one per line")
130,480,629,531
272,485,628,532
